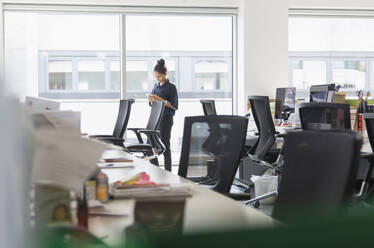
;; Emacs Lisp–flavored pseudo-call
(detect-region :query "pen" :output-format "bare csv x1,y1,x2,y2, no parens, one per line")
107,164,115,167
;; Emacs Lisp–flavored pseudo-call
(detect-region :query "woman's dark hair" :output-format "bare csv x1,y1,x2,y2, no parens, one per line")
154,59,167,75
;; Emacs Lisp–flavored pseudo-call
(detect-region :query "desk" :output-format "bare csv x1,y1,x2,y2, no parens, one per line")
89,149,276,245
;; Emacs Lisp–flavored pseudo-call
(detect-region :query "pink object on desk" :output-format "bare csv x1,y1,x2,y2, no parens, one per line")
133,172,156,185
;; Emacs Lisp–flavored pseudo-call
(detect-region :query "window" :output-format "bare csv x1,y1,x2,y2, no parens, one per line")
110,61,120,91
289,16,374,95
40,52,121,98
290,60,326,89
332,60,366,90
48,61,73,90
125,15,234,163
78,60,106,91
194,60,230,91
5,12,121,134
5,11,236,146
5,13,121,101
126,60,149,91
39,52,232,99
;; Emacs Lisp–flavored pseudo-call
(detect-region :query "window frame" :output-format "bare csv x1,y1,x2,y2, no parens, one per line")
192,56,233,93
39,50,233,99
289,51,373,98
38,50,121,99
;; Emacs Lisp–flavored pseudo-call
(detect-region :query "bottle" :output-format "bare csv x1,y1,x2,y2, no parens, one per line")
77,197,88,229
84,180,96,202
96,171,109,203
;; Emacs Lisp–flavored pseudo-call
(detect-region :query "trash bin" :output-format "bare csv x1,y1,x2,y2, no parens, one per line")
252,175,278,205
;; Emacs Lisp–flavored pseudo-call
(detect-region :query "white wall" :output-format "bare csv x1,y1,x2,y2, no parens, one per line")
238,0,288,113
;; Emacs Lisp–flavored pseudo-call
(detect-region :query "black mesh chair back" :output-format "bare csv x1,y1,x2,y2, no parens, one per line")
178,115,248,193
146,101,166,131
200,100,217,116
273,130,362,222
248,96,276,159
364,113,374,150
112,99,135,138
298,102,351,131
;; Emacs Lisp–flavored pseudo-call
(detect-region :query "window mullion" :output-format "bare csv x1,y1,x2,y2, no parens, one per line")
120,14,126,100
105,59,111,91
326,58,333,84
43,56,48,93
72,58,79,91
367,59,371,93
288,59,294,87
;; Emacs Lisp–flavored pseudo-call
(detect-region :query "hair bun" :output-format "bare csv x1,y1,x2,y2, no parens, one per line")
158,59,165,67
154,58,168,74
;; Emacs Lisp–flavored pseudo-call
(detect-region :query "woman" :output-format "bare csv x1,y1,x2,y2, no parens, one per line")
147,59,178,172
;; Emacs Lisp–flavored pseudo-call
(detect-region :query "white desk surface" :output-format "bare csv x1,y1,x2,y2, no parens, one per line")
248,126,373,154
89,148,276,245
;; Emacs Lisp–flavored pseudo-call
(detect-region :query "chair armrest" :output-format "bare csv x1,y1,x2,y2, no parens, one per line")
127,128,147,133
89,135,113,139
137,130,161,146
275,133,286,138
248,155,274,170
137,129,160,135
127,128,147,143
96,137,124,142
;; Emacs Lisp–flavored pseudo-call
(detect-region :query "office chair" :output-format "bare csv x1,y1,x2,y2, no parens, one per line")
125,101,166,165
298,102,351,130
272,130,362,223
178,115,251,199
298,102,373,199
188,99,220,184
243,96,285,207
360,114,374,197
200,100,217,116
246,96,284,171
90,99,135,147
197,100,250,188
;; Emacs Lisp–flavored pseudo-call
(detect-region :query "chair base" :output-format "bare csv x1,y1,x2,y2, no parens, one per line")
188,176,217,186
244,191,278,208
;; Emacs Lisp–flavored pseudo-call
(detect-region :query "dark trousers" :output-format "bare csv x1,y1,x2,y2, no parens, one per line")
159,115,174,171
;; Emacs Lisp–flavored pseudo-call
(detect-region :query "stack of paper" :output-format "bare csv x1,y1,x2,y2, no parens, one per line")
25,96,61,111
97,162,135,169
109,184,192,199
32,130,107,195
27,110,81,133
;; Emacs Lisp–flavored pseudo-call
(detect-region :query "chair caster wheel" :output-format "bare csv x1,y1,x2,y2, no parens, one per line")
252,201,260,208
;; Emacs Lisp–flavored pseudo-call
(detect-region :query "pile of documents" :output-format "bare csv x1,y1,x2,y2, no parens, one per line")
110,172,192,199
110,184,192,199
27,110,81,133
32,130,107,195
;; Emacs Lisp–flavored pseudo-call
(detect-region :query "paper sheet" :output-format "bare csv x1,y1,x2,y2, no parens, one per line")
32,130,107,195
27,110,81,133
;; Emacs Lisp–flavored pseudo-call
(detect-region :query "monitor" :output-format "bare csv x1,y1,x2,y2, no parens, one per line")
309,84,336,103
275,87,296,120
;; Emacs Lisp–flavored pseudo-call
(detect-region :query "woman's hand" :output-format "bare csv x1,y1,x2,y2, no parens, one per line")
146,93,154,102
152,95,164,101
146,94,164,102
